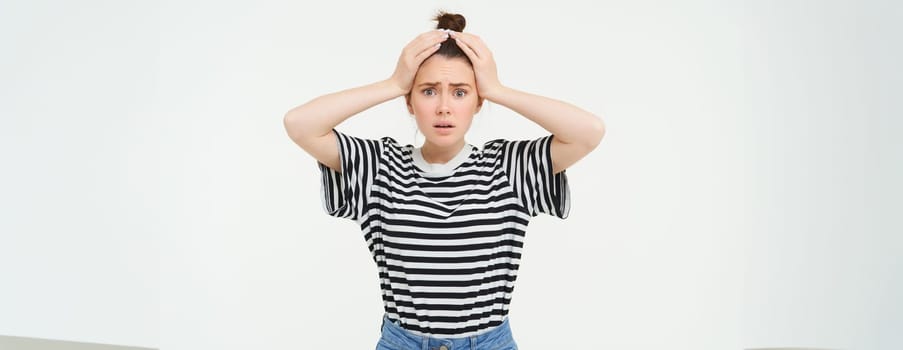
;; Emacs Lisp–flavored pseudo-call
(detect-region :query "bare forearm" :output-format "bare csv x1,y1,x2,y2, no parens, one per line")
487,86,605,147
284,79,405,140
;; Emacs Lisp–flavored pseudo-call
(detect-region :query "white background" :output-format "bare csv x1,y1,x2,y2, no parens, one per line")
1,0,900,349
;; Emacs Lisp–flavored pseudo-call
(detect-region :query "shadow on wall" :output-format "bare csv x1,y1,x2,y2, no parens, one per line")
0,335,155,350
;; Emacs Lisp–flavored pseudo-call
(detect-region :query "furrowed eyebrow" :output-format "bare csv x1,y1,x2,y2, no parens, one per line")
416,82,473,89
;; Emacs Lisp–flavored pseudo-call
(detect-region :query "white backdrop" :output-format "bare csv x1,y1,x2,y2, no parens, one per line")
1,0,900,349
0,0,160,348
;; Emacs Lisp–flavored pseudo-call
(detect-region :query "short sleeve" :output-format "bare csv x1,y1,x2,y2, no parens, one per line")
318,129,381,221
499,135,571,218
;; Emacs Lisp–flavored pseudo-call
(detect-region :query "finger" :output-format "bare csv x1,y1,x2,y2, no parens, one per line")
413,30,448,61
469,35,491,58
466,33,491,59
413,43,441,63
452,34,480,61
450,32,481,60
413,32,447,60
413,29,446,43
410,30,449,56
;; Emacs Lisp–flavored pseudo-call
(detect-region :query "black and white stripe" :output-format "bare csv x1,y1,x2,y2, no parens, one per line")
318,129,570,337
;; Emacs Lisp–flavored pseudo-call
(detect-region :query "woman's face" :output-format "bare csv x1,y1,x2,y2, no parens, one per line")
407,55,482,149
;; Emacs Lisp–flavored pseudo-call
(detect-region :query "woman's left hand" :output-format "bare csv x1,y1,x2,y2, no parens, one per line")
449,31,505,100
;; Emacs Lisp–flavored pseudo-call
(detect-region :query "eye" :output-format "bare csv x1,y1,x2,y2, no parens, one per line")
454,89,467,97
421,88,436,96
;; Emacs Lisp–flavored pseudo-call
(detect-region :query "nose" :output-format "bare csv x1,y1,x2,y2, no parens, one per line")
437,95,451,116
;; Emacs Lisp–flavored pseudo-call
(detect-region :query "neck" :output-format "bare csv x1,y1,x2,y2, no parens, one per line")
420,140,466,164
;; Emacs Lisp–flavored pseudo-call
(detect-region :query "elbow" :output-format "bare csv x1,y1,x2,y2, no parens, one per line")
283,109,298,128
284,108,332,149
585,115,606,150
283,109,308,144
283,110,298,135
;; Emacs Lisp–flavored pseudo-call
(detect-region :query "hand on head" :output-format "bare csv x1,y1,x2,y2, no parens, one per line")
389,30,449,95
389,26,504,101
448,31,503,100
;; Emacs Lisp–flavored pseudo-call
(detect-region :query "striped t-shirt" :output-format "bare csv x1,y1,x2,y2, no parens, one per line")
318,129,571,337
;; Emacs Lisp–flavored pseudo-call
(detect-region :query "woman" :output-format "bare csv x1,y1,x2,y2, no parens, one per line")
284,11,604,350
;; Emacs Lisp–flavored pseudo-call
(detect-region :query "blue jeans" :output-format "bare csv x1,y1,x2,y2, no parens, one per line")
376,314,519,350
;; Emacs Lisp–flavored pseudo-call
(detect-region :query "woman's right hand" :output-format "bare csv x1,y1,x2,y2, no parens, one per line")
388,30,450,95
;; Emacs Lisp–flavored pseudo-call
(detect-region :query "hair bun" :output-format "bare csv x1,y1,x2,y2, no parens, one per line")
435,11,466,32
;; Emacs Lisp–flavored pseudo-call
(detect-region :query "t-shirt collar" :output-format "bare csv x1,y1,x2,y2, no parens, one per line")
412,143,474,177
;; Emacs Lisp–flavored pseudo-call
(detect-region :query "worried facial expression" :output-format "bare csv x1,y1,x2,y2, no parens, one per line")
406,55,482,149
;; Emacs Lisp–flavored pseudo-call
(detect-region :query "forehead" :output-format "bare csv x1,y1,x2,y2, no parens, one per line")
414,56,475,84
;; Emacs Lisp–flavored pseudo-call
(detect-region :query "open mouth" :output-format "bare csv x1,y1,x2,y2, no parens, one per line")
434,123,455,129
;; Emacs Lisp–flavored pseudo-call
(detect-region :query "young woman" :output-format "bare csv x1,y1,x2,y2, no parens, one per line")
284,11,604,350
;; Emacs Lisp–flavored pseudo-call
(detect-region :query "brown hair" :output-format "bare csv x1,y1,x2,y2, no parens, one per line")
434,11,471,65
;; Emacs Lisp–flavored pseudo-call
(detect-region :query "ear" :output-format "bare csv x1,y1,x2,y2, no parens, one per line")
405,94,414,115
475,96,484,114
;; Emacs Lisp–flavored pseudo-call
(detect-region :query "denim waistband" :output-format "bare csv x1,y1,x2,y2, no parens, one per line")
379,314,516,350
